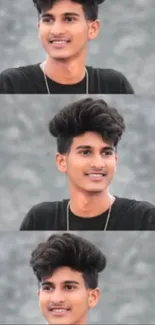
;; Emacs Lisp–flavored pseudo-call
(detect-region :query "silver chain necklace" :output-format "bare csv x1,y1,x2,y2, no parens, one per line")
42,61,89,94
66,198,112,231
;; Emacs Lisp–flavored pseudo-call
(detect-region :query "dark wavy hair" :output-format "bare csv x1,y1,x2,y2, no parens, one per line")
32,0,106,21
30,233,106,289
49,97,125,154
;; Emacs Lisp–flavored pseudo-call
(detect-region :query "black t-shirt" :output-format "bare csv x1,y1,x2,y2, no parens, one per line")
0,64,134,94
20,197,155,230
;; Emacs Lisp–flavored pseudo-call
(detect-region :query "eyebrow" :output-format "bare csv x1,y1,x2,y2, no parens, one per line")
41,12,80,18
41,280,80,286
76,145,115,151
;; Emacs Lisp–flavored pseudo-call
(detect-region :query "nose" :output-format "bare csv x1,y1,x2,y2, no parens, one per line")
90,154,105,169
50,21,64,35
49,289,65,304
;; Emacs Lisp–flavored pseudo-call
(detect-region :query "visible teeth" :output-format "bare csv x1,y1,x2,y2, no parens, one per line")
51,40,68,44
88,174,103,177
52,309,66,312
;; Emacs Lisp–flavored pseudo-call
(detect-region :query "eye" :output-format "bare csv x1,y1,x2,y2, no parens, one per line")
80,150,91,155
102,150,114,156
41,285,53,291
64,284,76,291
42,17,53,23
64,16,76,22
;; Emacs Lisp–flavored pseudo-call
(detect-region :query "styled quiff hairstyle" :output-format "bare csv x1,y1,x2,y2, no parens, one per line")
30,233,106,289
49,97,125,154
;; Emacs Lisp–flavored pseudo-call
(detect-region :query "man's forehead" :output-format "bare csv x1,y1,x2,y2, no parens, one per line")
42,267,83,281
72,132,114,147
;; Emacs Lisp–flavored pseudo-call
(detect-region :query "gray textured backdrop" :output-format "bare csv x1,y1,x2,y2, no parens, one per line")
0,94,155,230
0,231,155,324
0,0,155,93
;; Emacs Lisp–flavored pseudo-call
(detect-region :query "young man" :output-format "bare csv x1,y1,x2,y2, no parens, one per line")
20,97,155,230
0,0,134,94
30,232,106,325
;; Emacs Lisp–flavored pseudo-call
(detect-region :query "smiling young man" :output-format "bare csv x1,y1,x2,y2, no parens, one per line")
0,0,134,94
20,97,155,230
30,233,106,325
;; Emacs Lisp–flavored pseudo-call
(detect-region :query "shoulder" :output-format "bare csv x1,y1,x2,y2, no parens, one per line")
0,63,42,93
115,197,155,229
89,66,126,79
0,63,40,78
87,66,134,94
116,197,154,211
20,199,69,230
26,200,68,215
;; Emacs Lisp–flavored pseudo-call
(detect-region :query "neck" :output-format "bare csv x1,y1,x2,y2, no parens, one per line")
69,188,115,218
41,54,87,85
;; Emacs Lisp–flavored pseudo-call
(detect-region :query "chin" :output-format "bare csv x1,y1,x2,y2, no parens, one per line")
48,52,72,61
84,187,105,194
47,319,72,325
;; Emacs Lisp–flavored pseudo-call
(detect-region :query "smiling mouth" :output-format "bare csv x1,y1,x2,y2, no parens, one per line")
49,40,70,44
49,308,71,316
86,173,107,177
85,173,107,182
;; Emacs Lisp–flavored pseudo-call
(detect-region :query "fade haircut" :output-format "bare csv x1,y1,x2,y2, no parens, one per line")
49,97,125,154
32,0,106,21
30,233,106,289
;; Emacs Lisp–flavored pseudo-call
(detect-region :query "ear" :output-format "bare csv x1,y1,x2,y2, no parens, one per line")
115,153,118,162
88,20,101,40
88,288,100,309
38,22,41,40
112,154,118,174
56,152,67,173
37,289,41,307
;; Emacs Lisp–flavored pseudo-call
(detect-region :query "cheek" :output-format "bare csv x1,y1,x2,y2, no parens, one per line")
67,156,82,170
72,293,89,311
39,26,48,40
39,294,48,311
79,28,88,40
68,163,84,177
107,159,117,172
72,23,88,37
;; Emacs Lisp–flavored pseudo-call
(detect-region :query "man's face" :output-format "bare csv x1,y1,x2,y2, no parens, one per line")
38,0,100,60
56,131,118,194
38,266,100,325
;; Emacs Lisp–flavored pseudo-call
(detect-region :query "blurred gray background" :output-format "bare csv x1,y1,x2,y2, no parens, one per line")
0,231,155,324
0,0,155,93
0,94,155,230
